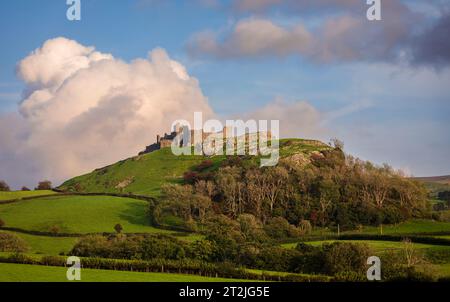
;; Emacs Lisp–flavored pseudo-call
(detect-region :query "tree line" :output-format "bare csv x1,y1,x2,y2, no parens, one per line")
153,146,429,234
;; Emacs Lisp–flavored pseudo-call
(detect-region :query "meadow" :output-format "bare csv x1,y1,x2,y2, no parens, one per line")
281,240,450,253
0,195,173,234
0,190,56,201
0,263,243,282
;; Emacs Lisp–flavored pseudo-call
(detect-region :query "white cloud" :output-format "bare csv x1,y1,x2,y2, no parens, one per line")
0,37,214,188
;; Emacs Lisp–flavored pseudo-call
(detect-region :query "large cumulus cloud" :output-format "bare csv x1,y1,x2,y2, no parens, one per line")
0,37,214,188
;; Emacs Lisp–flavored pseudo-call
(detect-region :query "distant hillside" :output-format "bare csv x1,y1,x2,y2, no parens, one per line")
58,139,331,197
413,175,450,185
413,175,450,197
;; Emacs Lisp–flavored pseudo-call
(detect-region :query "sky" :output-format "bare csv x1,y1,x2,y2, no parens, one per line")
0,0,449,188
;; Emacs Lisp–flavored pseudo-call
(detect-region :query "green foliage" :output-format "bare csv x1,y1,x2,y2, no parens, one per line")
35,180,52,190
114,223,123,234
264,217,303,239
0,180,10,192
0,233,29,252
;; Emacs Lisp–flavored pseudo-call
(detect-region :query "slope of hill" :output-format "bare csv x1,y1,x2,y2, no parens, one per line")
0,190,57,201
0,195,172,234
59,138,331,197
413,175,450,197
414,175,450,185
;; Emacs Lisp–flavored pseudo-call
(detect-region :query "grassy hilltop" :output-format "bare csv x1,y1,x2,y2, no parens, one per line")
59,138,331,197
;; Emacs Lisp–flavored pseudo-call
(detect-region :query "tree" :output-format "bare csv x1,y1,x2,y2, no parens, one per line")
114,223,123,234
261,167,289,215
36,180,52,190
0,180,10,192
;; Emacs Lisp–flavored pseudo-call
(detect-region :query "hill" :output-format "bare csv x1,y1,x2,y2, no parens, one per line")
0,195,173,234
413,175,450,197
414,175,450,185
58,138,331,197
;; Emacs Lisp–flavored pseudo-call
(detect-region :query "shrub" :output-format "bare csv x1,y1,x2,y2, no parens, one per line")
0,219,5,228
0,180,10,192
35,180,52,190
49,225,61,235
21,186,31,191
298,220,312,235
264,217,303,239
321,242,371,276
195,160,213,172
41,256,66,267
114,223,123,234
0,233,29,252
70,235,111,258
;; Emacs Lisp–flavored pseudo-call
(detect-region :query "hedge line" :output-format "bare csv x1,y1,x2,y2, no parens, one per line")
0,253,332,282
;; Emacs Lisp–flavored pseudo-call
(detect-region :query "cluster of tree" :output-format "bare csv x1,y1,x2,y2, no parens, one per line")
69,232,370,277
70,234,189,260
0,233,29,252
68,230,436,281
154,146,428,233
0,180,52,192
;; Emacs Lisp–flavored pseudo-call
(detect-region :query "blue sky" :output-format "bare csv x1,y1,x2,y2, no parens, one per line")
0,0,449,186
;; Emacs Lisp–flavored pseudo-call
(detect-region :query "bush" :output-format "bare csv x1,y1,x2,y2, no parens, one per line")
49,225,61,235
264,217,303,239
195,160,213,172
21,186,31,191
0,233,29,252
0,219,5,228
0,180,10,192
291,242,371,277
35,180,52,190
114,223,123,234
321,242,371,276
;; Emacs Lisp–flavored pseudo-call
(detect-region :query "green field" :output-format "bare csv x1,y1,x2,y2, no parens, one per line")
347,220,450,235
281,240,450,253
0,263,243,282
0,231,77,255
0,190,56,201
0,195,173,234
310,220,450,237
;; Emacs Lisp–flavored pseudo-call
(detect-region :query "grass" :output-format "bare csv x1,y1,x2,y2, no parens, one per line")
348,220,450,235
281,240,450,253
59,139,329,197
310,220,450,237
1,231,77,255
0,190,56,201
0,195,174,234
59,148,222,197
0,263,244,282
